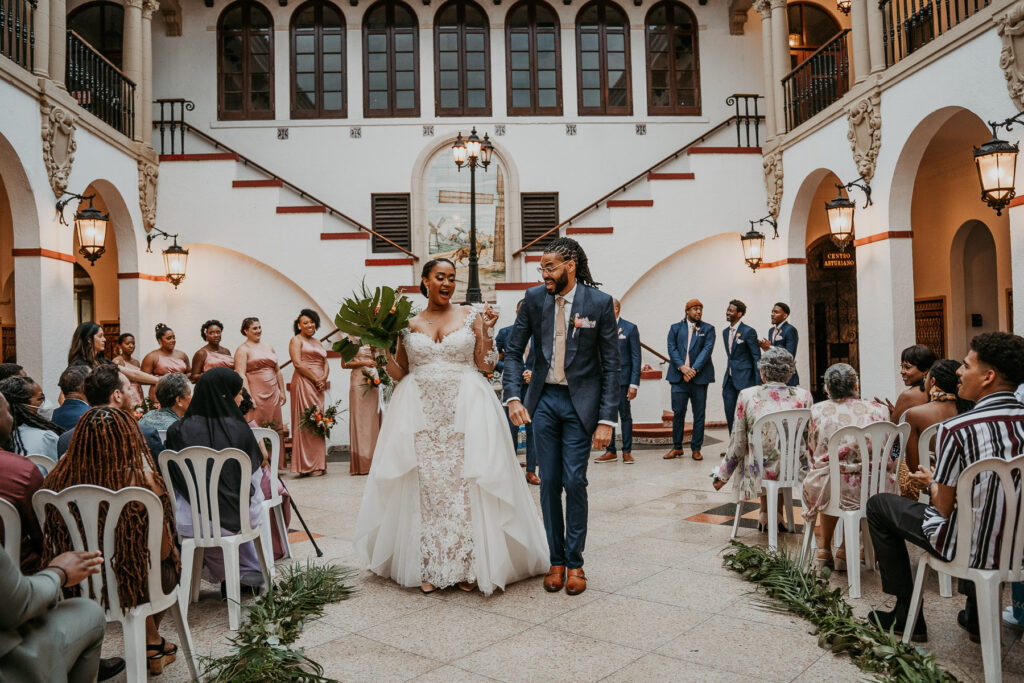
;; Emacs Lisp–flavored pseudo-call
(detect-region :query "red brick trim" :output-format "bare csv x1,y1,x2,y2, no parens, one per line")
1008,196,1024,208
524,254,543,262
159,153,238,162
853,230,913,247
366,258,414,266
640,369,663,380
321,232,369,240
607,199,653,208
566,227,613,235
277,205,326,214
688,147,762,155
11,248,75,263
647,172,695,180
495,282,541,290
233,179,283,188
118,272,167,282
397,285,421,293
326,350,341,358
760,257,808,269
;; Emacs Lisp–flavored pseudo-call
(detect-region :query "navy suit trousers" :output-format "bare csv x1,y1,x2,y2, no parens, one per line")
722,377,741,434
608,385,633,454
505,406,536,473
671,383,708,450
532,384,590,568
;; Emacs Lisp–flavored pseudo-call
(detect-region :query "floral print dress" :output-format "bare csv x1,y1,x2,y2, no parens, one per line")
801,398,890,517
715,383,814,500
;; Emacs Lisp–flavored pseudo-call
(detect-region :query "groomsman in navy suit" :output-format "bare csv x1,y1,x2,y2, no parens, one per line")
758,302,799,386
665,299,715,461
595,299,641,464
721,299,760,433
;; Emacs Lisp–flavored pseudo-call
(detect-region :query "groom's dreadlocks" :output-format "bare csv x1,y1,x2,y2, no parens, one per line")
544,237,602,288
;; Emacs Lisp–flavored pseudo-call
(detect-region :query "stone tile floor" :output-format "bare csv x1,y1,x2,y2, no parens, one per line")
101,427,1024,681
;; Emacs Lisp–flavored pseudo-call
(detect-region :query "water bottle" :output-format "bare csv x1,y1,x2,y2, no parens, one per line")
517,424,527,450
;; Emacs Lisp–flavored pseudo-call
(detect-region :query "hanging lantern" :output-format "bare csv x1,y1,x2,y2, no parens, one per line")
465,128,482,162
480,133,493,168
825,190,856,248
452,132,467,168
974,135,1018,215
74,202,108,265
162,237,189,289
740,228,766,271
836,0,851,14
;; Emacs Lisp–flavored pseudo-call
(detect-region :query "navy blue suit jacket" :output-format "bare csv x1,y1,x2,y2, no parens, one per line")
51,398,90,432
769,320,800,385
666,320,716,386
496,324,535,375
722,322,761,390
617,318,641,387
502,284,620,433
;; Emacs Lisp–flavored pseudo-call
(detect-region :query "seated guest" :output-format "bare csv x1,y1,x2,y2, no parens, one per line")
0,392,45,572
165,367,266,590
878,344,937,423
42,407,182,676
712,347,813,530
0,363,25,381
240,389,292,560
58,364,163,461
867,332,1024,642
0,546,117,682
51,365,92,431
0,376,64,461
139,373,192,434
801,363,889,570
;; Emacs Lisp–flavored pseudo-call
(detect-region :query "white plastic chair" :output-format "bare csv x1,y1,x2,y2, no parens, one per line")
729,408,811,551
913,423,953,598
253,427,291,576
159,446,272,630
800,421,909,599
0,497,21,562
902,454,1024,683
26,454,54,475
32,484,199,683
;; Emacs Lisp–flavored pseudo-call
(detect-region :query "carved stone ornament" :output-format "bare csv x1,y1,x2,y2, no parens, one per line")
763,149,783,219
41,103,77,199
997,2,1024,112
753,0,771,15
846,91,882,183
138,160,159,231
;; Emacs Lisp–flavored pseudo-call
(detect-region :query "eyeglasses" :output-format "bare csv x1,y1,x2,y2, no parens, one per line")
536,262,569,276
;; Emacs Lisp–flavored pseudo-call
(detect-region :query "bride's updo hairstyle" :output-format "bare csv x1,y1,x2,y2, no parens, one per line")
419,257,456,297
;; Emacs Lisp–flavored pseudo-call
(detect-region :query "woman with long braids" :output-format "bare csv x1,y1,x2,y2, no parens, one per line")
40,407,182,675
0,376,63,460
67,322,158,393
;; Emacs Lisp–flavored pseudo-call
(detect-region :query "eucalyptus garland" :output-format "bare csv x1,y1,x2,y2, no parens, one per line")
201,561,357,683
722,541,956,682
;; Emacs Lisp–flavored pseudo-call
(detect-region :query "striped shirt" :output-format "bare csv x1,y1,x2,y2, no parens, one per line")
922,392,1024,567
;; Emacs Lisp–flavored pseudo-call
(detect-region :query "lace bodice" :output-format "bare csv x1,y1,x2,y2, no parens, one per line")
401,308,479,373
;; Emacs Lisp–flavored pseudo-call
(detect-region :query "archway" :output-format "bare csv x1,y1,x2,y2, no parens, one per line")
950,220,999,355
0,131,39,364
0,172,15,361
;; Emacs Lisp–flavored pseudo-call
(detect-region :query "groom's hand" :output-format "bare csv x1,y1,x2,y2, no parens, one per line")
592,424,612,450
507,400,531,426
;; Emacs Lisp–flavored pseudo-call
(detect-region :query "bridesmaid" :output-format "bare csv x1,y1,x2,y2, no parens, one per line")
113,332,145,407
345,340,381,475
190,319,235,382
141,323,190,402
289,308,328,476
234,317,286,429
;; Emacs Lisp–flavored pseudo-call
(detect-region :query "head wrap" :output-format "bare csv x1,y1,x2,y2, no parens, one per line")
685,299,703,311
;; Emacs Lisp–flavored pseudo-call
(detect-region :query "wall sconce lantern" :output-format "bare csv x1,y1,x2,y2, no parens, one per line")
146,228,189,289
836,0,851,14
824,177,872,249
56,193,109,265
741,215,778,272
974,112,1023,215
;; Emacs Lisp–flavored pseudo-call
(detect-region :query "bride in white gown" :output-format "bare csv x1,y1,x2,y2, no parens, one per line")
353,258,549,594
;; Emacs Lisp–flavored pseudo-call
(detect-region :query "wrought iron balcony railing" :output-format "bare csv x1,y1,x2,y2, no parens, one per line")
66,30,135,138
880,0,990,67
782,29,851,132
0,0,35,71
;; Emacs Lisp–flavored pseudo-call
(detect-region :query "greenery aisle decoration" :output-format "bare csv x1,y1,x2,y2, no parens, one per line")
722,541,956,682
202,562,357,682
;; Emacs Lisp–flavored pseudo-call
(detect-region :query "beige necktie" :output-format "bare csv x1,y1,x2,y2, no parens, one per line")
553,296,567,382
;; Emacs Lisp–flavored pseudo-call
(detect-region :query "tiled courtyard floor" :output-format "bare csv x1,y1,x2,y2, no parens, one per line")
102,427,1023,681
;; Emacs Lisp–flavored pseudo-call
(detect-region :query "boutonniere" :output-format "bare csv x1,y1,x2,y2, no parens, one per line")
572,314,596,336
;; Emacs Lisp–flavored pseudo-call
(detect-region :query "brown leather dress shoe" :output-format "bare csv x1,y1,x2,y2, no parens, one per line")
565,568,587,595
622,452,634,464
525,471,541,485
594,451,617,463
543,565,566,592
691,450,703,461
663,449,683,460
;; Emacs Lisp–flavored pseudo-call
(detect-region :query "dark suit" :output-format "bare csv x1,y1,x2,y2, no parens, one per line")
721,321,761,433
768,320,799,386
503,284,619,569
666,320,716,451
497,324,537,473
608,318,641,455
50,398,89,432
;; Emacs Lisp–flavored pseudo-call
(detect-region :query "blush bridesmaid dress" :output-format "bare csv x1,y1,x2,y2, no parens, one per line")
289,337,328,474
150,354,188,401
244,346,283,427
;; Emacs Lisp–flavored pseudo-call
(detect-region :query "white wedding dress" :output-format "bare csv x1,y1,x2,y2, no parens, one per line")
353,307,549,594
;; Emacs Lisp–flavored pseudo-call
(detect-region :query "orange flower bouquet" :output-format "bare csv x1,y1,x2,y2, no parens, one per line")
299,400,342,439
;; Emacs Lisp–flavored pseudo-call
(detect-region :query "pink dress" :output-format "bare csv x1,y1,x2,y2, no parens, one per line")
289,337,328,474
150,354,188,401
249,419,293,559
203,349,236,372
243,345,283,428
116,358,144,407
348,345,381,475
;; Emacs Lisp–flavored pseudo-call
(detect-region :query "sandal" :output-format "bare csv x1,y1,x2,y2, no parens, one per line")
833,550,847,572
146,637,177,675
813,549,834,571
458,581,476,592
420,582,437,594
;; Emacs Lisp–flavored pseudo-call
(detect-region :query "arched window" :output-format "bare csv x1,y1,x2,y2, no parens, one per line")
787,2,840,67
645,1,699,116
434,0,490,116
363,0,419,117
576,0,630,115
218,0,274,120
68,1,124,69
291,0,346,118
505,0,561,116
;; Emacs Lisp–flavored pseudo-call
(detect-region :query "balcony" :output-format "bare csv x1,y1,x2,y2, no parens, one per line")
66,29,135,138
880,0,991,67
0,0,35,72
782,29,851,132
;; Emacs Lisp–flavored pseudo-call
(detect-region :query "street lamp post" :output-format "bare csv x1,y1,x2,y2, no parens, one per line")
452,127,493,303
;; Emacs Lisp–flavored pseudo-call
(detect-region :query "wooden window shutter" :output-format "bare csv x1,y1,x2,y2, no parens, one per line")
370,193,412,253
521,192,559,251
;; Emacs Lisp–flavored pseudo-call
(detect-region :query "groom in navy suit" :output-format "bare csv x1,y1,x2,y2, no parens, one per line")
758,302,799,386
665,299,715,461
504,238,619,597
721,299,760,433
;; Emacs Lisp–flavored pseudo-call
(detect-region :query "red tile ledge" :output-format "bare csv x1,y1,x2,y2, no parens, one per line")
647,172,695,180
321,232,369,240
607,199,653,208
524,254,544,262
688,147,762,155
159,153,238,162
495,282,542,290
640,369,663,380
566,227,613,235
277,205,326,214
366,258,414,266
233,179,283,188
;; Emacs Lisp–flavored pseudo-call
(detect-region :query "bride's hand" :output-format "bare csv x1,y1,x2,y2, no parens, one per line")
480,304,499,330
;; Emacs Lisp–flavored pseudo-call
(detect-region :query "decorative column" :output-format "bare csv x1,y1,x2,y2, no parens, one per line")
770,0,789,134
141,0,158,144
33,0,50,77
49,0,66,86
868,0,886,73
123,0,144,141
850,0,870,83
755,0,776,137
